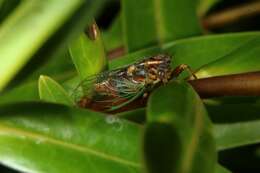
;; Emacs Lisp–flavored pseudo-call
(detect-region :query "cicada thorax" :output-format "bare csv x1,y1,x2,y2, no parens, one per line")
128,54,173,86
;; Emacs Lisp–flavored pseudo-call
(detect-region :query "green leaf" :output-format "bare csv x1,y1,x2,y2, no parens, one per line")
0,0,20,24
0,102,142,173
206,103,260,150
116,108,146,124
206,98,260,151
122,0,202,52
0,0,105,91
144,122,181,173
69,25,107,79
25,50,76,82
0,51,77,105
38,75,74,106
204,96,260,106
110,32,260,74
109,46,161,69
0,82,39,105
196,37,260,78
163,32,260,70
144,81,216,173
215,120,260,151
0,68,76,106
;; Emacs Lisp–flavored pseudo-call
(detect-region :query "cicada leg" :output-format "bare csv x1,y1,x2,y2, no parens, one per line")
143,92,149,98
171,64,197,80
78,96,92,108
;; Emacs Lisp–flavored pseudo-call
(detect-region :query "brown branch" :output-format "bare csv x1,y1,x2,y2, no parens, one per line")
203,1,260,29
189,71,260,98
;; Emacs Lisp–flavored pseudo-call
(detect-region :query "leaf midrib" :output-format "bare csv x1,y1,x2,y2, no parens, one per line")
41,77,57,102
0,124,141,168
153,0,165,45
181,98,204,173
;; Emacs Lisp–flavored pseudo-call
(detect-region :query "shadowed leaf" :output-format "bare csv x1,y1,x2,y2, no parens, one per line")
144,81,216,173
122,0,202,52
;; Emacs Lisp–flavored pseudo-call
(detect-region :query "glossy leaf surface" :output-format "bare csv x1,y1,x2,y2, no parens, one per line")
196,37,260,78
110,32,260,75
69,25,107,79
0,102,142,173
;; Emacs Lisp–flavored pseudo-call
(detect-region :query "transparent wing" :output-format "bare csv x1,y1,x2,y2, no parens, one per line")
70,68,123,103
71,69,146,111
93,77,146,111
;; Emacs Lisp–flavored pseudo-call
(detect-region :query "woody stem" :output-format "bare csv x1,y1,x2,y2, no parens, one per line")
188,71,260,98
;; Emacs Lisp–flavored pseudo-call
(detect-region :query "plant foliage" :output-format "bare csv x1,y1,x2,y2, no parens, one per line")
0,0,259,173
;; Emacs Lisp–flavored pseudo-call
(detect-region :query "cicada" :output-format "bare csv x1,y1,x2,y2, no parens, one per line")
72,54,195,112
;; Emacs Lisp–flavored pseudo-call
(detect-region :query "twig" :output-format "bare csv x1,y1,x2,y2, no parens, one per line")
189,71,260,98
203,1,260,29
